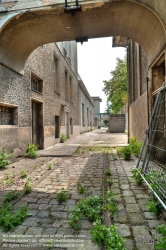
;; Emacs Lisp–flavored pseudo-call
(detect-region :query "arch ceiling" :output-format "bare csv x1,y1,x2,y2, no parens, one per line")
0,0,165,74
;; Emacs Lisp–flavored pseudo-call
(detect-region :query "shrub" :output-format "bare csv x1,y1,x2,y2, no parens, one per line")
98,125,101,129
121,146,131,160
56,188,69,204
90,223,127,249
20,168,28,178
105,168,112,176
0,203,29,232
25,143,38,158
129,137,142,157
131,169,143,185
60,133,67,143
24,178,33,194
47,163,52,170
0,150,12,169
147,199,162,216
155,224,166,249
77,183,87,194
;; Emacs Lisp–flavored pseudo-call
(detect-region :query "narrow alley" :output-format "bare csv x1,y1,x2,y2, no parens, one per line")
0,129,165,250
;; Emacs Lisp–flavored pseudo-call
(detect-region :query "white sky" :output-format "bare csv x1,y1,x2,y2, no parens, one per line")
77,37,126,113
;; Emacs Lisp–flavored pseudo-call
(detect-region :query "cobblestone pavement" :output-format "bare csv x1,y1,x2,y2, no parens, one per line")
0,134,166,250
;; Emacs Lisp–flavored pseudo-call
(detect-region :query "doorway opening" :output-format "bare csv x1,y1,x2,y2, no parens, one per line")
55,116,60,139
31,100,44,149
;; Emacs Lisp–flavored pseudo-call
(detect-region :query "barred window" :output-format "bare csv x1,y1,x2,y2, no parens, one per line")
0,106,14,125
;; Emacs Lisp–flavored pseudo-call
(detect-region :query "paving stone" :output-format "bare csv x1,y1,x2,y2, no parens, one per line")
115,224,131,237
29,209,38,216
52,220,67,228
117,204,126,211
79,220,93,229
21,197,38,203
114,212,128,223
139,204,149,211
37,210,49,218
121,185,130,189
124,196,136,204
37,193,50,198
38,204,52,210
12,225,28,234
113,195,122,203
51,205,65,211
126,204,141,213
122,190,133,196
146,219,166,229
129,213,144,225
123,239,134,250
111,183,119,188
22,217,41,227
133,226,151,238
25,226,44,235
136,242,154,250
143,212,158,219
51,212,68,219
37,198,51,204
136,194,149,199
28,203,39,209
42,228,57,235
56,228,75,236
49,199,59,205
111,188,121,194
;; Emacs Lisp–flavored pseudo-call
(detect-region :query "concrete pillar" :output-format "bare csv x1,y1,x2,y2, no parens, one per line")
137,43,141,98
148,66,152,117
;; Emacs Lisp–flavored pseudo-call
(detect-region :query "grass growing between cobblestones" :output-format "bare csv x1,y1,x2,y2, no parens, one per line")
0,190,30,232
155,224,166,249
74,146,113,156
69,188,126,249
0,150,12,169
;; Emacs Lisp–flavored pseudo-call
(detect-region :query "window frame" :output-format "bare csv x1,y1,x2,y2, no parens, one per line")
31,72,43,94
53,54,60,94
0,103,18,126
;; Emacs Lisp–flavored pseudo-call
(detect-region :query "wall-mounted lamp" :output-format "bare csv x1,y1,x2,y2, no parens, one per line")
64,0,81,16
75,37,88,44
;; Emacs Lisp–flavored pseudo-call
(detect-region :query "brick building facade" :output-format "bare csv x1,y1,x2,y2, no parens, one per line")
0,41,92,152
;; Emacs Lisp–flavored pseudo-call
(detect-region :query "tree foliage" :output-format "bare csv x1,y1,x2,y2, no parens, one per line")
103,56,127,114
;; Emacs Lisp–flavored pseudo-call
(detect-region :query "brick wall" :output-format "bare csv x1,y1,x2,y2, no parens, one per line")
0,41,80,152
108,114,125,133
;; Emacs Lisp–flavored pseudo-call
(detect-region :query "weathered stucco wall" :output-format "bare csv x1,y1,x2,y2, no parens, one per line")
0,126,31,153
108,114,125,133
129,91,148,142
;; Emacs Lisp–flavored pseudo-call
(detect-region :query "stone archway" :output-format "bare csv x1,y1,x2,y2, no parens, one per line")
0,0,165,74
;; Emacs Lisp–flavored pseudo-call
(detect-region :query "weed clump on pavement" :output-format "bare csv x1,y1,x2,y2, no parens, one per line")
24,178,33,194
60,134,67,143
25,143,38,158
56,188,69,204
3,190,19,203
0,150,12,169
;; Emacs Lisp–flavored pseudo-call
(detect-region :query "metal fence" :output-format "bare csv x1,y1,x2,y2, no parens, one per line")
136,83,166,209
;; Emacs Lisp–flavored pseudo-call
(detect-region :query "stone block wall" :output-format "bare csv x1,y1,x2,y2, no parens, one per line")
108,114,125,133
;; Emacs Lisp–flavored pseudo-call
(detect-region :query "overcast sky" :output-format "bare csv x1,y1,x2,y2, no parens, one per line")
77,37,126,113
